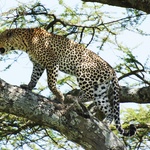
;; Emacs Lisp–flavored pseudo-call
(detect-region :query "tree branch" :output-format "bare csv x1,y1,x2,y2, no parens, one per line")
66,85,150,104
82,0,150,14
0,78,126,150
120,86,150,103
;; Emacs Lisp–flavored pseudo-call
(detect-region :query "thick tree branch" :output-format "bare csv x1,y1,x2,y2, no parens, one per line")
120,86,150,103
82,0,150,14
67,86,150,104
0,77,149,149
0,78,126,150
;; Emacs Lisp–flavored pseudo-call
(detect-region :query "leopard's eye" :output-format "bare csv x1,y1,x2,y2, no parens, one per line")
6,31,12,38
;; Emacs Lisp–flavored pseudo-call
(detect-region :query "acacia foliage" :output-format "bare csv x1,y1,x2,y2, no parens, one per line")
0,0,150,149
116,105,150,150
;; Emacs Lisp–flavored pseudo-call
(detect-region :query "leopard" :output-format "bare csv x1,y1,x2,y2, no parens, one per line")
0,28,136,136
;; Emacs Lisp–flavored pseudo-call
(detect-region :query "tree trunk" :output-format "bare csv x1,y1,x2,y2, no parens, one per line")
0,78,129,150
82,0,150,14
0,78,150,149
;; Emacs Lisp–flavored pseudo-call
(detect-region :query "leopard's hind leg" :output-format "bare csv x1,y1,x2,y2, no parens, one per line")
93,81,113,124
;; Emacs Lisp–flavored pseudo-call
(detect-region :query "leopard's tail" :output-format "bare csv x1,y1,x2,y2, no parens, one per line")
112,74,136,136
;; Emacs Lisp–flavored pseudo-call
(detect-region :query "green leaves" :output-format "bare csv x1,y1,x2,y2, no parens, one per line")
120,105,150,149
0,113,82,150
57,75,78,90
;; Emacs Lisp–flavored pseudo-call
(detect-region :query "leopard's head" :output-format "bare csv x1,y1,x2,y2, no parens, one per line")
0,28,32,55
0,29,15,55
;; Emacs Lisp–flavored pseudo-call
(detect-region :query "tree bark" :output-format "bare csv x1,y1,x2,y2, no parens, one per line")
0,78,150,149
82,0,150,14
120,86,150,103
0,78,129,150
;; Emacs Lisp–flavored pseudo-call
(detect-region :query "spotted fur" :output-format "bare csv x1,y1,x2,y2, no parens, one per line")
0,28,136,136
